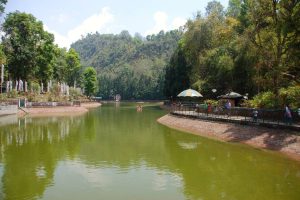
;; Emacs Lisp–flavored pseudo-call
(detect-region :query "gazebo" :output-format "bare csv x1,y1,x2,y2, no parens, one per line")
218,92,245,107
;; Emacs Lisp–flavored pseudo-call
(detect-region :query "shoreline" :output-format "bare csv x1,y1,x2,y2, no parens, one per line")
18,102,101,117
157,114,300,162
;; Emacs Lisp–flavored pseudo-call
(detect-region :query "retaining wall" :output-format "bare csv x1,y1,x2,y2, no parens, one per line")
0,104,18,115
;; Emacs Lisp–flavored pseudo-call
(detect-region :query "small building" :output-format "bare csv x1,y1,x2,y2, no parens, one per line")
115,94,121,102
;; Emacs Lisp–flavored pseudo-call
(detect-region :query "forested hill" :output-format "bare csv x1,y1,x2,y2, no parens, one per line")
71,30,182,99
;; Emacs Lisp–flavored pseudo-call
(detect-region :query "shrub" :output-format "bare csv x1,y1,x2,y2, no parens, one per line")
7,89,18,98
30,82,40,95
0,93,8,101
47,94,53,102
279,85,300,109
27,93,37,102
69,87,81,100
249,91,277,109
62,95,68,102
50,83,61,97
204,99,218,106
240,99,251,108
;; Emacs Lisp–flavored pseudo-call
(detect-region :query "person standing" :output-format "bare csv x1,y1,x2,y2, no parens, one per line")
225,100,231,109
207,103,212,113
225,100,231,117
284,105,292,125
253,109,258,122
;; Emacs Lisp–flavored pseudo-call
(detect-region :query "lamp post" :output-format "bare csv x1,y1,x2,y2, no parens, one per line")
212,89,217,99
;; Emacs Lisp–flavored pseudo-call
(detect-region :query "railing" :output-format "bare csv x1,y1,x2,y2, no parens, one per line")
0,99,19,105
170,102,300,129
73,100,81,106
26,101,74,107
0,99,86,108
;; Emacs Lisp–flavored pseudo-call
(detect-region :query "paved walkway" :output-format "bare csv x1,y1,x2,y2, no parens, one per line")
172,110,300,131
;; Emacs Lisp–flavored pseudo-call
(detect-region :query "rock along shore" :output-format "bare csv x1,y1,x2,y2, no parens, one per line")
157,114,300,161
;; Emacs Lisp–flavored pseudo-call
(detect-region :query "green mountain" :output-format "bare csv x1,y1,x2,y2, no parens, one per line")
71,30,182,99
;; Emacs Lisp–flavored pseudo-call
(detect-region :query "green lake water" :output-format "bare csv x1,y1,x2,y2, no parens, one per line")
0,103,300,200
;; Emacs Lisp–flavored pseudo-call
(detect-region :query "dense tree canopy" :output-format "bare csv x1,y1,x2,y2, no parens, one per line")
1,11,85,95
2,11,57,84
164,0,300,108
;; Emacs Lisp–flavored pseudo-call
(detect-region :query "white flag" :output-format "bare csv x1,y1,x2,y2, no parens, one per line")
1,64,4,84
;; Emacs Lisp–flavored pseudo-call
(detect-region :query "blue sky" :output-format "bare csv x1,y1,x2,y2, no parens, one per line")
5,0,229,48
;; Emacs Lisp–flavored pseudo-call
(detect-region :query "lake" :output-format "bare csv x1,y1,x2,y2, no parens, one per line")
0,103,300,200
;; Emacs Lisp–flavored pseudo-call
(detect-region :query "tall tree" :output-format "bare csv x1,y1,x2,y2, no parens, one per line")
65,48,81,87
53,47,68,82
164,48,191,98
227,0,242,17
83,67,97,98
0,44,5,65
35,31,56,85
0,0,7,15
246,0,300,93
206,0,225,19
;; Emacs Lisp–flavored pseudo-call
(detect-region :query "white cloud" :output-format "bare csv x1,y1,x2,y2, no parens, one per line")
171,17,186,29
67,161,112,188
145,11,168,36
0,31,5,37
44,25,70,48
68,7,114,43
51,14,70,24
152,172,167,191
144,11,186,36
45,7,114,48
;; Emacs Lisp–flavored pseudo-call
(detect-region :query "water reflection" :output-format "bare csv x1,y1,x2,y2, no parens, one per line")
0,115,85,200
163,128,300,200
0,115,18,127
0,104,299,200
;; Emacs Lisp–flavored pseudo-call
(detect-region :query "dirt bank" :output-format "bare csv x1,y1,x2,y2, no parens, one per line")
18,102,101,116
81,102,102,108
158,114,300,161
